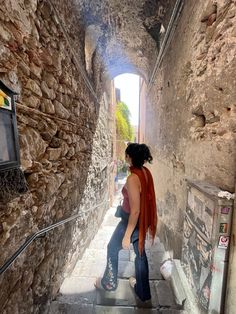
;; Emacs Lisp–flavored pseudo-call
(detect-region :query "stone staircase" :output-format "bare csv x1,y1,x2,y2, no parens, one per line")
49,203,186,314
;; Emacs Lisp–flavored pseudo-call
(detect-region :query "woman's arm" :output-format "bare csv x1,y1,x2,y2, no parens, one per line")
122,173,140,249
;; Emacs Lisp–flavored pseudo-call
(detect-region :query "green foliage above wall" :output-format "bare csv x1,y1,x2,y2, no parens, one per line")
115,101,134,142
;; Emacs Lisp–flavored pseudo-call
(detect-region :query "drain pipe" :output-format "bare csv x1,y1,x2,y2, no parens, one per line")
224,182,236,313
147,0,184,91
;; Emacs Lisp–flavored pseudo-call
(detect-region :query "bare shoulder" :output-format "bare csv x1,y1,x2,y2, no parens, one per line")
127,173,140,186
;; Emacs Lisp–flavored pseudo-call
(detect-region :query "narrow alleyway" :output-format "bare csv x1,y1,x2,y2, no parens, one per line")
0,0,235,313
50,179,186,314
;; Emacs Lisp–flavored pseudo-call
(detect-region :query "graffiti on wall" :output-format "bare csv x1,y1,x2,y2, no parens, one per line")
182,193,214,311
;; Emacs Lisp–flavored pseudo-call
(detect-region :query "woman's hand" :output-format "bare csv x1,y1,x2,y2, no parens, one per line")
122,234,131,250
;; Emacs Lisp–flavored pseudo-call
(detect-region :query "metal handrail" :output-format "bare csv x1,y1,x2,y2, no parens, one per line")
0,200,108,275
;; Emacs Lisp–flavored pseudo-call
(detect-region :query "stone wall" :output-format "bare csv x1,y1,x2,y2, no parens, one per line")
145,0,236,257
0,0,112,313
77,0,170,80
61,90,113,276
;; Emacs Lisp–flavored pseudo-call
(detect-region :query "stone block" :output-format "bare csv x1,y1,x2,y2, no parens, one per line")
24,95,40,109
159,310,184,314
155,281,176,307
40,99,55,114
47,173,65,193
96,279,158,308
0,24,12,41
30,63,42,79
50,302,94,314
149,262,163,280
149,250,170,264
72,260,106,277
67,147,75,158
129,249,136,262
119,259,162,280
95,305,158,313
119,249,130,261
54,100,71,119
46,147,62,161
25,79,42,97
59,276,97,304
41,81,56,99
40,48,53,66
81,248,107,262
118,261,135,278
20,126,47,161
18,61,31,76
43,71,58,89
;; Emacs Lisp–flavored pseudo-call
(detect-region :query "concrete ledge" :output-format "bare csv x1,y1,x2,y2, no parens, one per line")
170,259,199,314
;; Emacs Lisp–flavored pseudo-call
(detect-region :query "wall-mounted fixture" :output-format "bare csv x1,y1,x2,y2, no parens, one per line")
0,80,20,170
0,80,27,203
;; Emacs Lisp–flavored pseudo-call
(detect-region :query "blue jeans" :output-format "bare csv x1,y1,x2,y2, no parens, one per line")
101,219,151,301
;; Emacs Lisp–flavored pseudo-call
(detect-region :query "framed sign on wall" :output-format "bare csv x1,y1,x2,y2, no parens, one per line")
0,80,20,171
0,80,27,203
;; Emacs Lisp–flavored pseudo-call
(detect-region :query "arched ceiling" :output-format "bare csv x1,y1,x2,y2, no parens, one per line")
75,0,175,80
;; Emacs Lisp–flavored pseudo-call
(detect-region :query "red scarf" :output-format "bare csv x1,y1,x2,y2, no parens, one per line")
130,166,158,254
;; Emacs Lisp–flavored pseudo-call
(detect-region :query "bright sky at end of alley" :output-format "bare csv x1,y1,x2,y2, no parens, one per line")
114,73,140,127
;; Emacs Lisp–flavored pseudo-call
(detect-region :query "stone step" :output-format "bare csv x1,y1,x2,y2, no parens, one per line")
96,279,158,308
71,259,163,280
155,281,177,308
50,303,185,314
118,260,163,280
72,245,167,280
58,276,97,304
72,259,107,277
82,248,107,260
58,277,177,307
51,204,186,314
79,245,168,265
95,305,158,313
49,302,94,314
159,310,186,314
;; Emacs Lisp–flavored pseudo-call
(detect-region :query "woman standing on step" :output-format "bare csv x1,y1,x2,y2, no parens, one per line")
95,143,158,302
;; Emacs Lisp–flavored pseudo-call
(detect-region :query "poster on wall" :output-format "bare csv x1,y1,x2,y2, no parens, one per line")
0,89,12,110
182,195,214,311
183,181,234,314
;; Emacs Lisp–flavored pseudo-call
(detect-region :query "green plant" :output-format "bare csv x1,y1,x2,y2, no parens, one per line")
115,101,134,160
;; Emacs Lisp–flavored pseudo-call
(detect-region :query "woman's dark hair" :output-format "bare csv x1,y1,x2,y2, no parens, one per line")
125,143,153,168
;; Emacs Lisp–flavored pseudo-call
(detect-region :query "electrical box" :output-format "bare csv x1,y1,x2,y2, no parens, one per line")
182,180,234,313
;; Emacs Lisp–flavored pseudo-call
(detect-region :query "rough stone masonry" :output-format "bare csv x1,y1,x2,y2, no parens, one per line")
0,0,236,313
145,0,236,257
0,0,112,313
0,0,170,311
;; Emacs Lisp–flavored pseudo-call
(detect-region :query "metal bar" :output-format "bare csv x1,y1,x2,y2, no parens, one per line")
0,200,107,275
147,0,184,91
156,1,184,72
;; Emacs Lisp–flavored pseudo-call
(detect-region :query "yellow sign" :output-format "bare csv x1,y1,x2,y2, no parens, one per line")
0,89,12,110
